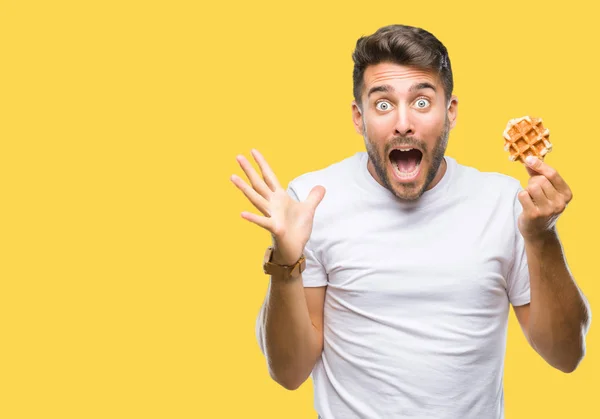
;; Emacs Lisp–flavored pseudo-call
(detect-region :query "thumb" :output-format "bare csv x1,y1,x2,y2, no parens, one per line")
306,185,326,210
524,164,539,177
523,156,543,177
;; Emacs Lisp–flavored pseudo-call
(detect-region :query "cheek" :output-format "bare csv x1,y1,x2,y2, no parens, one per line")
420,110,445,128
420,114,446,138
363,123,383,143
365,115,394,136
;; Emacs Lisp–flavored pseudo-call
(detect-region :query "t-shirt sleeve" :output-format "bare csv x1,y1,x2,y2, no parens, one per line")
506,185,531,306
286,183,328,288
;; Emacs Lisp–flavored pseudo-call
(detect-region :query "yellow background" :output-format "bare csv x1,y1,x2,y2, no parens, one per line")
0,0,597,417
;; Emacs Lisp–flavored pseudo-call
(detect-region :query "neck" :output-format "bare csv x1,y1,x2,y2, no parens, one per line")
426,157,447,191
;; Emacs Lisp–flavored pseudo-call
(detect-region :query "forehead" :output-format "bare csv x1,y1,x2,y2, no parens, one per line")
362,62,441,96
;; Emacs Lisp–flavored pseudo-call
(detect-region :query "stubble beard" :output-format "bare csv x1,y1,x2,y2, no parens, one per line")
364,117,450,201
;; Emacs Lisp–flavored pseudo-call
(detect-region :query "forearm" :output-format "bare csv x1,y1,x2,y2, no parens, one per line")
256,274,321,389
526,229,591,372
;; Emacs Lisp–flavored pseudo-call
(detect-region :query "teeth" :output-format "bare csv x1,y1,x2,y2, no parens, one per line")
394,160,421,178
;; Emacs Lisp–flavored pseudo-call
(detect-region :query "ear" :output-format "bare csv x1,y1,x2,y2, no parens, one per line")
447,95,458,130
351,100,364,135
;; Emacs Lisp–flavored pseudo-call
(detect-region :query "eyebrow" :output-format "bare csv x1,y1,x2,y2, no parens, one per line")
367,82,437,98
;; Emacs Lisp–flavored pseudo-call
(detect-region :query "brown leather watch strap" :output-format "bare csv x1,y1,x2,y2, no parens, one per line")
262,246,306,279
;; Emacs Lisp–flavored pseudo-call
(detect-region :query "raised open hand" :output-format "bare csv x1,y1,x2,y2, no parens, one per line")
231,149,326,265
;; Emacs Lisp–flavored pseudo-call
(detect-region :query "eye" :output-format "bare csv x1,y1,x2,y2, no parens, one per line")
415,98,430,109
375,101,392,111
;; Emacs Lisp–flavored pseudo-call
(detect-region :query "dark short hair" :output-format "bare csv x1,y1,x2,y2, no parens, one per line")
352,24,453,108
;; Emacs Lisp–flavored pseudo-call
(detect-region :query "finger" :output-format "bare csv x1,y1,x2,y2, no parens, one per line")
518,190,537,213
305,185,326,211
251,149,282,191
231,174,271,216
240,211,273,231
526,183,551,210
528,175,558,200
524,165,539,178
536,176,559,203
524,156,570,195
236,155,272,198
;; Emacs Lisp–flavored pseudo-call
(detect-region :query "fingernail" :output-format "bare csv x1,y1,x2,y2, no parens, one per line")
525,156,536,165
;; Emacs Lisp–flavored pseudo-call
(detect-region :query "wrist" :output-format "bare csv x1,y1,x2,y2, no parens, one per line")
523,227,558,247
271,245,302,266
263,246,306,280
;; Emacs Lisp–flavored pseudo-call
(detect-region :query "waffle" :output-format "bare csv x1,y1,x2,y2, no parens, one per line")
503,116,552,163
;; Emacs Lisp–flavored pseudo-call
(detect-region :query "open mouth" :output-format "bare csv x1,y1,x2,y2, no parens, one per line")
389,148,423,180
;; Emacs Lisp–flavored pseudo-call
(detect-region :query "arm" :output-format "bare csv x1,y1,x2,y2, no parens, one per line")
230,148,327,390
256,280,325,390
514,230,591,373
514,156,592,373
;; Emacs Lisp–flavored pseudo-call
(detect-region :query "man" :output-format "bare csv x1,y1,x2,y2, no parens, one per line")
230,24,591,418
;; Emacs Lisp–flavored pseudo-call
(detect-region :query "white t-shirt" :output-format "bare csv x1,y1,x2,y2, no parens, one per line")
286,152,530,419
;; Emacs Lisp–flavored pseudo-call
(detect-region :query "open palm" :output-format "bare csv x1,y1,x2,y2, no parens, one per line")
231,149,325,265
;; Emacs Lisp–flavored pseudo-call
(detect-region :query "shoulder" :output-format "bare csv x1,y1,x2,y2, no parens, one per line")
287,152,363,201
450,156,523,198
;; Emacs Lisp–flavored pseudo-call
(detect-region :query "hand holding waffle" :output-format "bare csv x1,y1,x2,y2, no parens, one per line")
504,116,573,242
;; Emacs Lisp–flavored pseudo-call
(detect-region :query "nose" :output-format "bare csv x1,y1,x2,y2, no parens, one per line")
394,106,415,137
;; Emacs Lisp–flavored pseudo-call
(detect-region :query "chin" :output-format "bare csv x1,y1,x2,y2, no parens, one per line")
389,180,426,201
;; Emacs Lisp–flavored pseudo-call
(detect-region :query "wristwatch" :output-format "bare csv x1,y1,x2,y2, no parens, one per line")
263,246,306,279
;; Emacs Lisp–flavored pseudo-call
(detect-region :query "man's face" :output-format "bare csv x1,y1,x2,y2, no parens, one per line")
352,62,458,201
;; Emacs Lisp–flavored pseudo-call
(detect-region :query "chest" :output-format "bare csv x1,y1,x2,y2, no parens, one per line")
317,198,515,312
